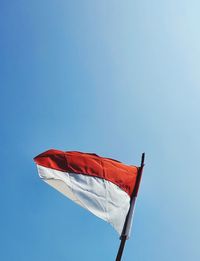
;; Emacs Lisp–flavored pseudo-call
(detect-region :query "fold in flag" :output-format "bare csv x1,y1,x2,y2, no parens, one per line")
34,149,140,235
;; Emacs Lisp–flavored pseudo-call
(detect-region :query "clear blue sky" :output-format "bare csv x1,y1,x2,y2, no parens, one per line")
0,0,199,260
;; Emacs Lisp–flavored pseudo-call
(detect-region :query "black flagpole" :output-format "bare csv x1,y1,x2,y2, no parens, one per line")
115,153,145,261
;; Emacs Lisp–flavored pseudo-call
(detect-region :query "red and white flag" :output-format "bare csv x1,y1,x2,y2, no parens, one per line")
34,149,140,235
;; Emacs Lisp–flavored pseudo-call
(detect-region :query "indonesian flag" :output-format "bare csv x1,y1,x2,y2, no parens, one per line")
34,149,140,235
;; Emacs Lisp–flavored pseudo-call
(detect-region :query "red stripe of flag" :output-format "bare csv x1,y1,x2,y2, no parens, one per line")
34,149,139,197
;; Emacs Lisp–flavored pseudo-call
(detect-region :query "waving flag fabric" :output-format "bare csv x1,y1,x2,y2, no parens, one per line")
34,149,139,235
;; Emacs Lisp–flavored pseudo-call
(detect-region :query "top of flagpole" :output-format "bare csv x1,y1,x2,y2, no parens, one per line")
141,152,145,166
132,152,145,197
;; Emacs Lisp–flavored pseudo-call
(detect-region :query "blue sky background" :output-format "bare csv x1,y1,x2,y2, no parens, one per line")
0,0,200,260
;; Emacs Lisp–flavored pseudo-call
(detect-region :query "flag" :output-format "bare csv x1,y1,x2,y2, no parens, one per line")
34,149,139,235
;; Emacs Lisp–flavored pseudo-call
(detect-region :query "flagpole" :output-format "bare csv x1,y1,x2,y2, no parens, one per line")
115,153,145,261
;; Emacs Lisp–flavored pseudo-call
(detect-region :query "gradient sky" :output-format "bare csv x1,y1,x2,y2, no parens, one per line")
1,0,200,260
